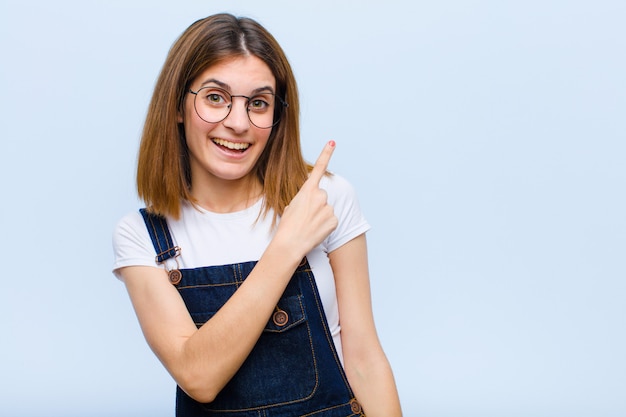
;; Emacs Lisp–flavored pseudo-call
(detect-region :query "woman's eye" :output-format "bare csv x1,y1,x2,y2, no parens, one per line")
249,97,269,110
207,93,223,103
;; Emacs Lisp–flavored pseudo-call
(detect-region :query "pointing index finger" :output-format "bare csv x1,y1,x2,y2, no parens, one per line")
308,140,335,186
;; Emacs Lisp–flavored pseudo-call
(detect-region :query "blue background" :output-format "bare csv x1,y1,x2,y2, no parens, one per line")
1,0,624,416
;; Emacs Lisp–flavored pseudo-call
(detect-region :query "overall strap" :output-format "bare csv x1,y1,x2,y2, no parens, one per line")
139,208,179,263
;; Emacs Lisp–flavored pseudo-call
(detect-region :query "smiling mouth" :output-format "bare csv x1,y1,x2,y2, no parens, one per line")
212,138,250,152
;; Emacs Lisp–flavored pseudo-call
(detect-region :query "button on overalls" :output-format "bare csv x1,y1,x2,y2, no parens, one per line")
140,209,365,417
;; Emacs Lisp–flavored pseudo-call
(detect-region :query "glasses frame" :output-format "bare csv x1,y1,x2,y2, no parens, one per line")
188,86,289,129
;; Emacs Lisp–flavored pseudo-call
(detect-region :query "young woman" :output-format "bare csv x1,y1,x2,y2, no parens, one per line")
112,13,402,416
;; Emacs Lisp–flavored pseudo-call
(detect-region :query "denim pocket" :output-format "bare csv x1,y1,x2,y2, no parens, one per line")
177,263,319,411
264,293,307,333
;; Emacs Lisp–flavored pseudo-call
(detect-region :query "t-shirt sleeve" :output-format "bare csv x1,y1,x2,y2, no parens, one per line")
320,173,371,253
111,210,160,279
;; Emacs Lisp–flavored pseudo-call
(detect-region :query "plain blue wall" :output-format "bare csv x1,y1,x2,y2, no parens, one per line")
1,0,624,415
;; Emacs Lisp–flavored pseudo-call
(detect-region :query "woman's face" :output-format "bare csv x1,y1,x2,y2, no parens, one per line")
181,55,276,191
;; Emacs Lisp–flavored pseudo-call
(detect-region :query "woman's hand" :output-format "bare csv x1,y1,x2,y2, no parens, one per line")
274,141,339,259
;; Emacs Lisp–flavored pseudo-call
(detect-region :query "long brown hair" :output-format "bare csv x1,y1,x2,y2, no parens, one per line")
137,14,308,221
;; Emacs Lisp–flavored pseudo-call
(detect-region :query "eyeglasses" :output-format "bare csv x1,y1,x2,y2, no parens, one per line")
188,86,288,129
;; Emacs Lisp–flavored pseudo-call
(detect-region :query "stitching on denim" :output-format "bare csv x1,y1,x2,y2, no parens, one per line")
299,401,355,417
300,285,320,400
159,215,178,262
304,267,353,396
263,316,305,333
142,210,177,264
234,263,242,288
160,215,173,250
146,214,164,258
177,282,238,290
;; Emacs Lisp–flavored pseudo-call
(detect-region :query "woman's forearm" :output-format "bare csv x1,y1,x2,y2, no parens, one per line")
123,237,304,403
174,239,303,401
345,350,403,416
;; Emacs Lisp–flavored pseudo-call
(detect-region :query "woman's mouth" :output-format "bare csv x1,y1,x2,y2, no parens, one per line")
212,138,250,152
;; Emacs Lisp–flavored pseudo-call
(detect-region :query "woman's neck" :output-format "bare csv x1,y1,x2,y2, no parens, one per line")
190,175,263,214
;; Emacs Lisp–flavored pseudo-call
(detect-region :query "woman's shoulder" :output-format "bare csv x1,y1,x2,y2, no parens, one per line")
319,171,355,193
111,209,157,276
113,210,147,240
319,172,370,252
319,172,360,206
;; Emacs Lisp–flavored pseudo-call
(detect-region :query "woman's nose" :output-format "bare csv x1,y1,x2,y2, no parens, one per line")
222,97,251,132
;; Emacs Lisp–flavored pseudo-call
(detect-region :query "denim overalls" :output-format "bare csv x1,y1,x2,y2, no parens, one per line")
140,209,365,417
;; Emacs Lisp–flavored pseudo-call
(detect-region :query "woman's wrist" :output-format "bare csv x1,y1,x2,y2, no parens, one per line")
263,235,306,273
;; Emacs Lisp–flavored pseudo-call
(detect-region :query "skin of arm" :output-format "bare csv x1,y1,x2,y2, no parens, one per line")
120,143,338,403
330,233,403,416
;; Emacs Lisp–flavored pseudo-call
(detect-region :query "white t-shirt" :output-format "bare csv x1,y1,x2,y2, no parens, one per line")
112,173,370,361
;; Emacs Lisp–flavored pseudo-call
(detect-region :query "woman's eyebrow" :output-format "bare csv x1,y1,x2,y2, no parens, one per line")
250,86,275,95
199,78,275,95
200,78,230,90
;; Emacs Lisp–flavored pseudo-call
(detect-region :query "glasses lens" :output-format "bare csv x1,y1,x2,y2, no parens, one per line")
247,93,279,129
193,88,231,123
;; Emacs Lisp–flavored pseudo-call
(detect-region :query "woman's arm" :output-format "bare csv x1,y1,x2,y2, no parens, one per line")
330,233,403,416
121,242,299,403
120,142,338,403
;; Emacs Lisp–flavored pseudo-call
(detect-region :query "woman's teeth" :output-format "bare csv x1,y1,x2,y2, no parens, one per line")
212,138,249,151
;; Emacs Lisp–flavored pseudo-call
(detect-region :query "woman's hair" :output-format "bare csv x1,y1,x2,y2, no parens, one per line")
137,13,308,221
